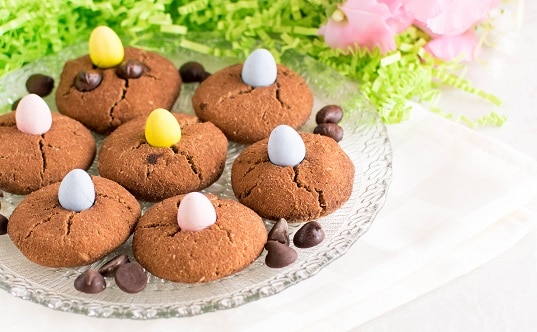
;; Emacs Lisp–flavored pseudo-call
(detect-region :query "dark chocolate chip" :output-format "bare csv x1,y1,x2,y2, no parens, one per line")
11,98,21,111
98,254,130,278
315,105,343,124
313,123,344,142
265,240,297,268
146,153,160,165
266,218,290,247
0,214,8,235
25,74,54,97
293,221,325,248
179,61,211,83
74,270,106,294
114,262,147,293
74,70,102,92
116,59,145,79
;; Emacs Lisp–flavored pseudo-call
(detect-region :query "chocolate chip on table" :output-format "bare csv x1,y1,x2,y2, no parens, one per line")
74,269,106,294
25,74,55,97
116,59,145,79
114,262,147,294
179,61,211,83
0,214,8,235
315,105,343,124
293,221,325,248
265,240,298,268
98,253,130,278
313,123,344,142
267,218,290,247
11,98,21,111
74,70,102,92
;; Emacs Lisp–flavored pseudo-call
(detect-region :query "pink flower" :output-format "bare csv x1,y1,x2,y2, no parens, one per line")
318,0,413,54
404,0,499,61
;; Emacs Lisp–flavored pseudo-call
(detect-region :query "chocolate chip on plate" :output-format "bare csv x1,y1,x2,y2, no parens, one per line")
313,123,344,142
265,240,298,268
25,74,55,97
74,270,106,294
267,218,290,246
0,214,8,235
179,61,210,83
11,98,21,111
74,70,102,92
114,262,147,294
98,253,130,278
315,105,343,124
116,59,145,79
293,221,325,248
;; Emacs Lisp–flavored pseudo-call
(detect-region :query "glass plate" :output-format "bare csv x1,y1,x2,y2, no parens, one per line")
0,40,392,319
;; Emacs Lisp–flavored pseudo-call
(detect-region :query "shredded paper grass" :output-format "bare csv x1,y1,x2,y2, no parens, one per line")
0,0,503,126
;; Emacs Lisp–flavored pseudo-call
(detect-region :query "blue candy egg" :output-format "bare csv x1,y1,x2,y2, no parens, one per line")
241,48,277,87
267,125,306,167
58,169,95,212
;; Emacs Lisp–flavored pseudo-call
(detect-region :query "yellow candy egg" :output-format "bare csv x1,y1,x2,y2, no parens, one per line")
145,108,182,148
88,26,124,68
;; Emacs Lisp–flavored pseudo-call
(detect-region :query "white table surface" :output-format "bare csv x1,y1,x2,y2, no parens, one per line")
2,2,537,331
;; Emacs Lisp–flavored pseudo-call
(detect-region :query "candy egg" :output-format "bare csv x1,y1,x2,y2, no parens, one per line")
241,48,277,87
144,108,182,148
89,26,124,68
267,125,306,167
15,94,52,135
58,169,95,212
177,192,217,231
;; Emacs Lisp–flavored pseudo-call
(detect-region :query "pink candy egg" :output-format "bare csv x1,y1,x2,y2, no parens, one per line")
15,94,52,135
177,192,217,232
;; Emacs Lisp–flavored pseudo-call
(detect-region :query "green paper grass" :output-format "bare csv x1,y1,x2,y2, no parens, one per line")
0,0,503,126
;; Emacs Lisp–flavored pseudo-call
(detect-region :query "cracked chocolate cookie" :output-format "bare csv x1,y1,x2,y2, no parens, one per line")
231,132,354,222
98,113,227,201
55,47,181,134
191,63,313,144
7,176,140,268
0,112,96,195
132,193,267,283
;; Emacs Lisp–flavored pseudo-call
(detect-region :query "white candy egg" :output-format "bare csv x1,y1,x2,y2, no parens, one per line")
241,48,277,87
15,94,53,135
267,125,306,167
177,192,217,231
58,169,95,212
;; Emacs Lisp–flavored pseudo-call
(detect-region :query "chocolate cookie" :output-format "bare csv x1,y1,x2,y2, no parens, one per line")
55,47,181,133
7,176,141,268
231,132,354,222
98,113,228,201
0,112,96,195
191,64,313,144
132,193,267,283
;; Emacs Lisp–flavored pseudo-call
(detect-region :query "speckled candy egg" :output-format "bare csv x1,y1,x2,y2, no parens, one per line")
58,169,95,212
241,48,277,87
267,125,306,167
177,192,216,231
15,94,52,135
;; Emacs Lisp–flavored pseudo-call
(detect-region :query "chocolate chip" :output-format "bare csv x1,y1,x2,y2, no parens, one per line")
146,153,160,165
114,262,147,293
315,105,343,124
25,74,54,97
267,218,289,247
74,270,106,294
0,214,8,235
313,123,344,142
74,70,102,92
265,240,297,268
179,61,211,83
11,98,21,111
293,221,325,248
116,59,145,79
98,254,130,278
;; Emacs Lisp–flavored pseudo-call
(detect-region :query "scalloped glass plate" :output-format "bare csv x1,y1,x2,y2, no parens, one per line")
0,39,392,319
